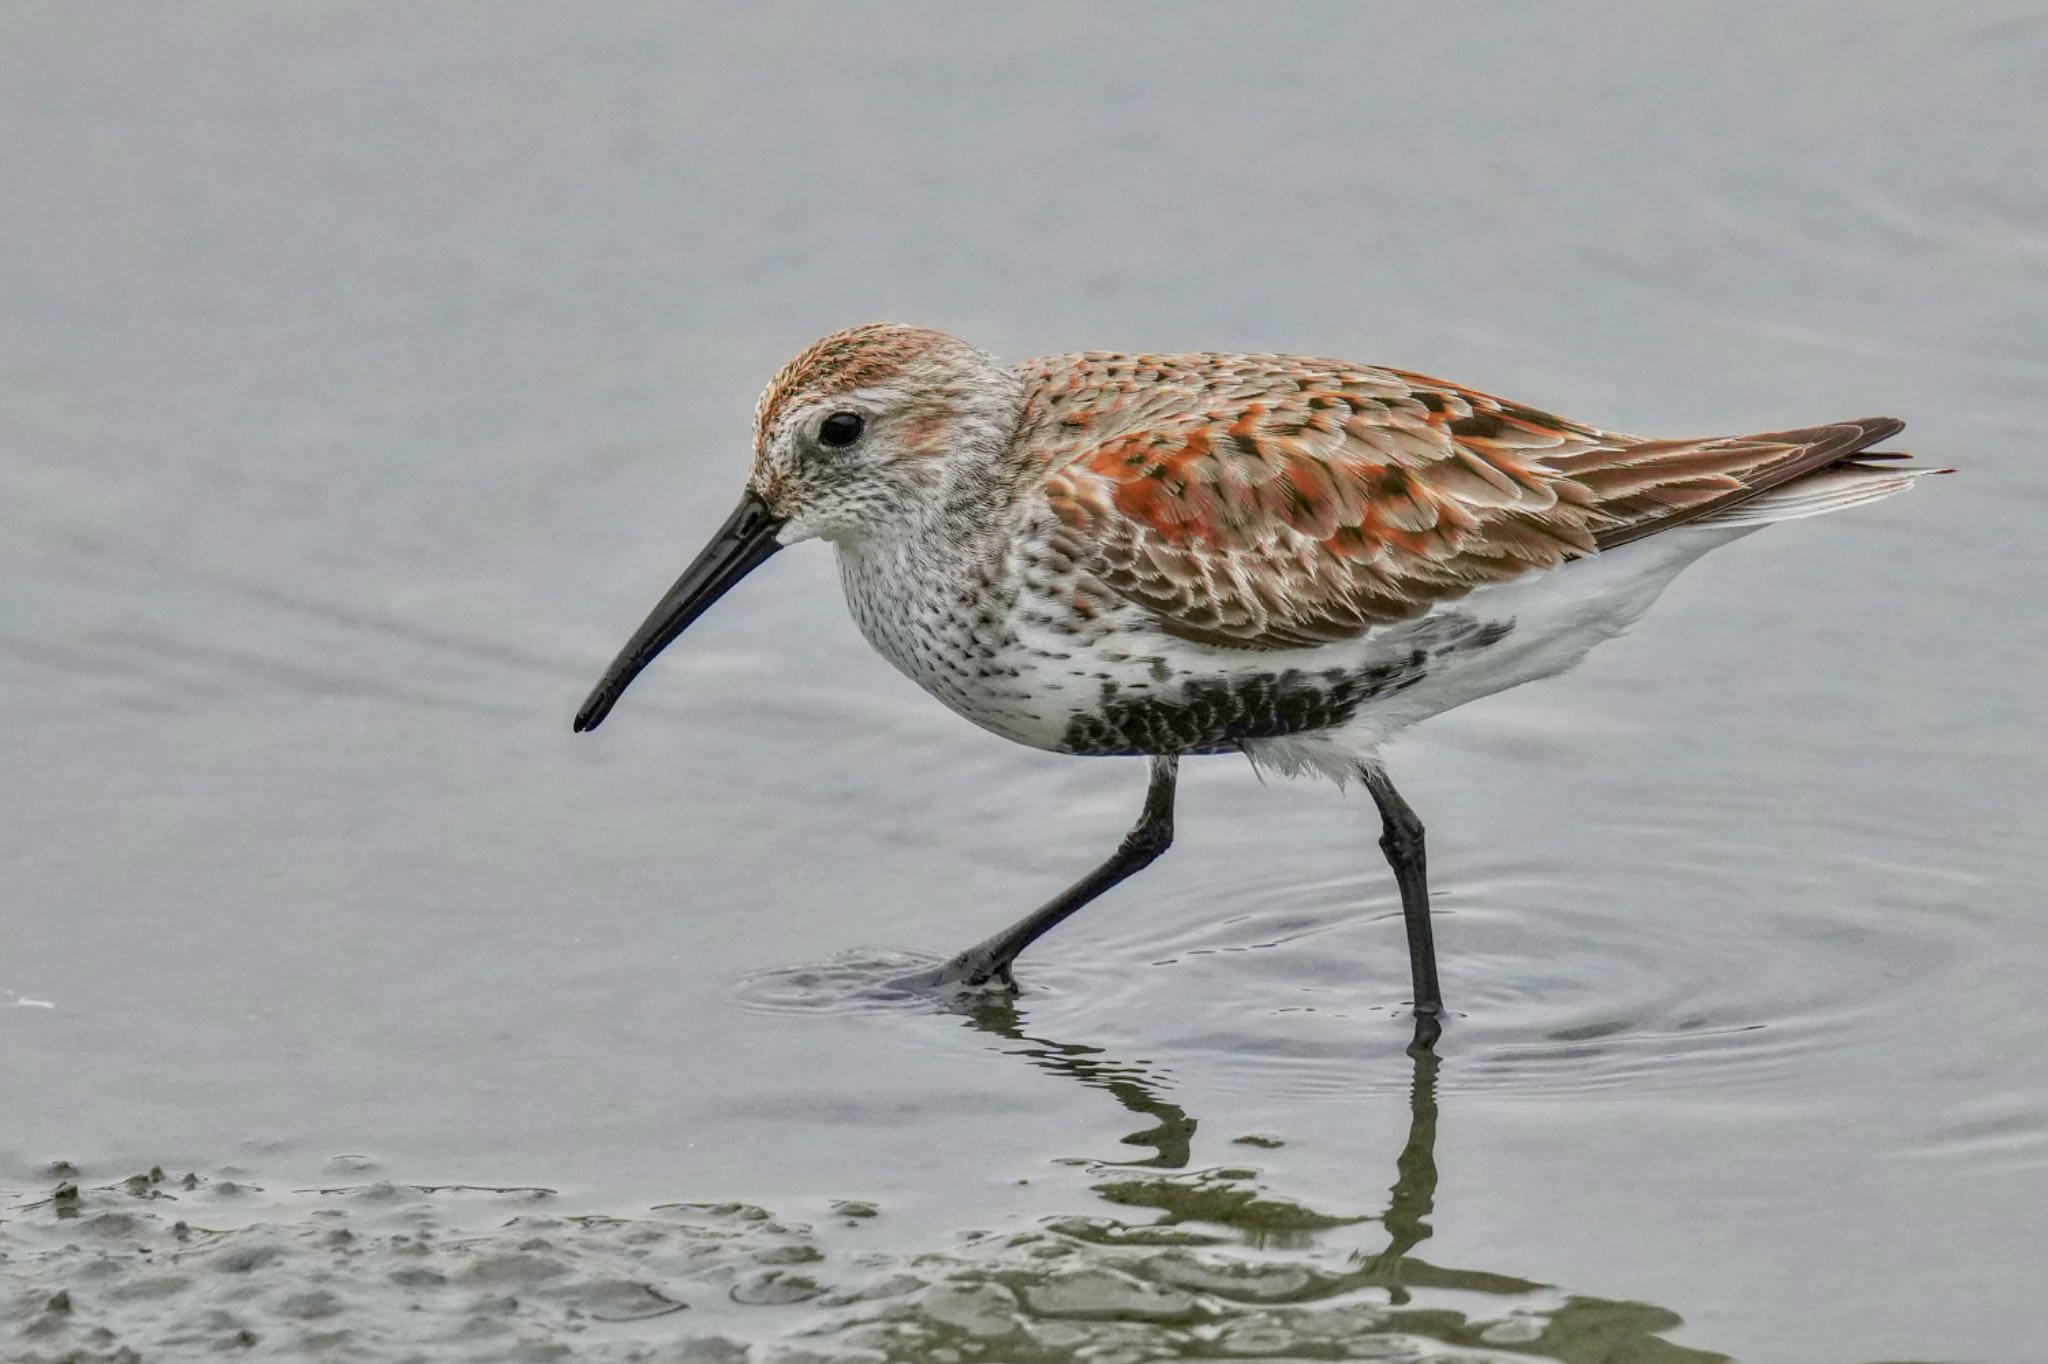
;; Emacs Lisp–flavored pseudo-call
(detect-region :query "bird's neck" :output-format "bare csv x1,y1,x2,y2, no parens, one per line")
851,357,1032,567
833,387,1033,702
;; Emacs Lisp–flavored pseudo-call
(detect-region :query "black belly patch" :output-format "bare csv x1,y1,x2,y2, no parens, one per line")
1058,616,1513,757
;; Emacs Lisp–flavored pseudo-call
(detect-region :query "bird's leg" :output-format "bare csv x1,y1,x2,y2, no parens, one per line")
1360,762,1443,1053
914,755,1179,991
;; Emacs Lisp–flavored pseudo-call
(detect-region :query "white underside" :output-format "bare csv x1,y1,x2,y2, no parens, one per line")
1241,470,1930,784
1238,522,1750,783
841,467,1927,778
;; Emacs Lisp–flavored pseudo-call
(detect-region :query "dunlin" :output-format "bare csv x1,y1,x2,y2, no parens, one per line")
575,324,1942,1051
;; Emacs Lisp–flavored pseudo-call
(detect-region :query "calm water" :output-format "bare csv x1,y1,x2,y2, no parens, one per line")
4,4,2046,1361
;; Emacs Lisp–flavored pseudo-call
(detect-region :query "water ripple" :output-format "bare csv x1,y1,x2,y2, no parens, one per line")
731,828,1992,1106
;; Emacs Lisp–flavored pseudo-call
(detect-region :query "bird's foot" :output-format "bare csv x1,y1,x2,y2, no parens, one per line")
887,948,1018,995
1406,1006,1444,1056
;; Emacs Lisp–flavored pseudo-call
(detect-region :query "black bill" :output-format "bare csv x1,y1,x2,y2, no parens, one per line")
573,490,786,733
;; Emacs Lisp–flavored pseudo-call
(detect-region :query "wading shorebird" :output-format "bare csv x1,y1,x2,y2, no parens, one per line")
575,324,1942,1051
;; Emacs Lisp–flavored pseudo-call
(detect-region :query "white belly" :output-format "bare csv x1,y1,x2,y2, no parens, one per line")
1243,523,1756,780
840,521,1752,775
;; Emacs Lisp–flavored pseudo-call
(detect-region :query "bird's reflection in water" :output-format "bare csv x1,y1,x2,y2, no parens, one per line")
946,994,1727,1363
1368,1047,1438,1301
957,993,1197,1169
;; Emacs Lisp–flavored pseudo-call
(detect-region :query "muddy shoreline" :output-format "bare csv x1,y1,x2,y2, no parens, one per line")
4,1156,1717,1363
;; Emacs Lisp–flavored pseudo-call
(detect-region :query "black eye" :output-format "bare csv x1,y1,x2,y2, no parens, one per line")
818,411,864,448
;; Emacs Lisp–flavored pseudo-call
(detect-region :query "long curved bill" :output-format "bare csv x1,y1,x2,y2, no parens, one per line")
573,490,786,733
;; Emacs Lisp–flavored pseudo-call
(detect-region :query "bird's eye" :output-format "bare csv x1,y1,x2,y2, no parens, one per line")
818,411,864,448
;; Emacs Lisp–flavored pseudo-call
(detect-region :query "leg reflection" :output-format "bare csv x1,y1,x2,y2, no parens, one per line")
940,999,1722,1358
955,993,1442,1275
1366,1048,1439,1302
958,994,1195,1169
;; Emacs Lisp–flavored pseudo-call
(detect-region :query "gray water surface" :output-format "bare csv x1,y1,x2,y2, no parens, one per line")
5,5,2046,1362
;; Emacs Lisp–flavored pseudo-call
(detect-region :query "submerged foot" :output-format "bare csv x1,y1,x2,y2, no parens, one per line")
887,948,1018,994
1407,1007,1444,1056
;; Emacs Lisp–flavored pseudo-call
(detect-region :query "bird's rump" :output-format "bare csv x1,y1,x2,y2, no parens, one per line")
1030,355,1915,650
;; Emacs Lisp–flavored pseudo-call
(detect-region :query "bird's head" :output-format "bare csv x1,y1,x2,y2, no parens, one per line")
747,322,1018,543
574,323,1019,732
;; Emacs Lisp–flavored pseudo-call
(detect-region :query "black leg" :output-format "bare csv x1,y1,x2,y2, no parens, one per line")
912,755,1178,990
1361,762,1443,1053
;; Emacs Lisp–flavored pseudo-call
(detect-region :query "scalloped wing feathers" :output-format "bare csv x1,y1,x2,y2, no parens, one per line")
1025,353,1906,649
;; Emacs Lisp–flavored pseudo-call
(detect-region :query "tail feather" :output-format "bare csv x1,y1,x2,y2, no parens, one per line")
1589,417,1945,548
1697,462,1941,528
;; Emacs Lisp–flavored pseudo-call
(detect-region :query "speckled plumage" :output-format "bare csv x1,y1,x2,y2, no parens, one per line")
737,325,1930,777
577,322,1943,1029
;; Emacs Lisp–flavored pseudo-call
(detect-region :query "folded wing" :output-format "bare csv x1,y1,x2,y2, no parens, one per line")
1035,357,1909,650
